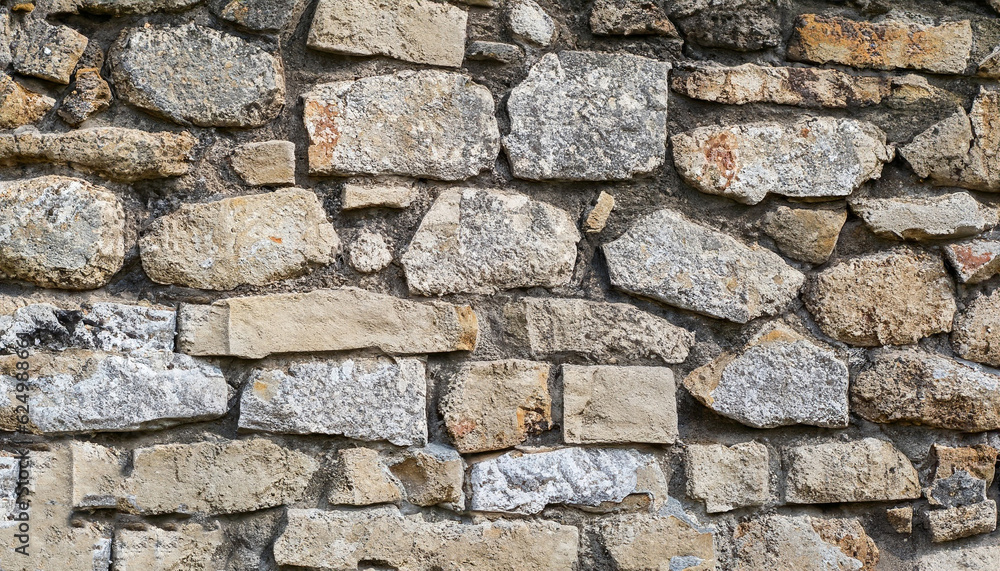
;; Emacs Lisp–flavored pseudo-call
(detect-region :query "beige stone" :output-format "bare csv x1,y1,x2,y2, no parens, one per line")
597,512,716,571
735,515,879,571
0,71,54,128
762,205,846,264
113,524,226,570
389,445,465,509
952,290,1000,367
930,444,998,485
943,239,1000,283
850,192,997,241
58,68,112,126
342,181,419,210
348,229,392,273
928,501,998,542
584,191,615,233
562,365,678,444
887,506,913,534
784,438,921,504
685,442,769,513
328,447,403,506
231,140,296,186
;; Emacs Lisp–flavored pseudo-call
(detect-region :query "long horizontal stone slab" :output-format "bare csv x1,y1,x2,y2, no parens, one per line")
784,438,921,504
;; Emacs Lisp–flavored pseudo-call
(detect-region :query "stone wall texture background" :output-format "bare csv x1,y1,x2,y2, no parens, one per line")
2,0,1000,569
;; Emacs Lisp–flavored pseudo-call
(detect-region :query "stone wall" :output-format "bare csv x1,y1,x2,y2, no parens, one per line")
0,0,999,569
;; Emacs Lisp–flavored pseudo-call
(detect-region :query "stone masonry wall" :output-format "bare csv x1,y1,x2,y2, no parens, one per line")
1,0,1000,569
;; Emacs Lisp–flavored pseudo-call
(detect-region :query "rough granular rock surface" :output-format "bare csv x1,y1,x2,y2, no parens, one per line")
113,524,226,570
589,0,676,37
11,18,88,84
927,501,998,542
58,68,113,126
562,365,678,444
784,438,921,504
596,511,717,571
328,447,403,506
670,0,782,51
952,290,1000,366
230,140,296,186
0,72,54,129
389,444,465,509
944,238,1000,283
850,192,998,241
734,514,879,571
509,0,556,47
348,229,392,274
686,442,770,513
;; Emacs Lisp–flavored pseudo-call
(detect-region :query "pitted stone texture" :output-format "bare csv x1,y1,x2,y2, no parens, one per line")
72,441,125,510
887,507,913,534
348,229,392,274
0,10,9,68
402,188,579,295
328,447,403,506
686,442,769,513
509,0,555,46
944,239,1000,283
467,40,523,64
684,323,850,429
110,23,285,127
0,72,54,128
850,193,997,241
389,445,465,509
604,209,804,323
0,176,125,290
504,51,669,181
762,206,846,264
562,365,678,444
470,447,661,514
231,140,295,186
917,543,1000,570
852,349,1000,432
926,471,986,508
140,188,340,290
58,68,112,126
671,117,891,205
0,127,196,182
784,438,921,504
788,14,972,74
178,288,477,359
0,302,175,354
441,360,551,453
597,511,716,571
505,297,694,364
239,356,427,446
735,515,879,571
589,0,676,36
303,71,499,180
953,290,1000,367
11,18,87,84
211,0,299,32
342,182,418,210
74,0,202,15
113,524,226,570
308,0,466,67
803,249,956,346
274,507,579,570
670,0,781,51
928,501,998,542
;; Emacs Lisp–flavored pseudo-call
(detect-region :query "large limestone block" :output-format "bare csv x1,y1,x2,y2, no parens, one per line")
562,365,678,444
784,438,921,504
113,524,226,570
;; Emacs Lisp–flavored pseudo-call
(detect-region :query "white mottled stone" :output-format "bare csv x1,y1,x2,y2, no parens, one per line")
850,192,997,241
509,0,555,46
348,230,393,274
0,302,175,354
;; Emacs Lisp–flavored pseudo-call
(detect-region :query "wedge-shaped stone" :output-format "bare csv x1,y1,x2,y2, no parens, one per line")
944,239,1000,283
671,117,891,205
926,471,987,508
597,510,716,571
401,188,580,295
0,127,196,182
308,0,466,67
851,193,997,241
953,290,1000,367
852,350,1000,432
0,72,54,128
735,515,879,571
177,287,477,359
784,438,921,504
11,18,87,84
504,51,670,181
762,205,846,265
0,176,124,290
58,68,113,126
389,444,465,509
603,209,804,323
114,524,226,570
562,365,678,444
0,302,175,354
239,356,427,446
685,323,850,429
928,501,998,543
140,189,340,290
231,140,295,186
804,249,956,346
328,448,403,506
274,507,579,570
303,71,499,180
686,442,770,514
788,14,972,74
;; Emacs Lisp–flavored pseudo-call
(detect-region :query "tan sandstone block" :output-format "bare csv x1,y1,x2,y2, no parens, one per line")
562,365,678,444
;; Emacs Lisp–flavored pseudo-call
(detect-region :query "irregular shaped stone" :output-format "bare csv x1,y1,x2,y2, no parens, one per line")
597,511,716,571
928,501,997,542
887,507,913,534
685,323,849,428
113,524,226,570
735,515,879,571
671,0,781,50
211,0,299,32
953,292,1000,367
671,117,891,205
401,188,579,295
303,71,499,180
509,0,555,46
239,356,427,446
274,507,579,570
110,23,285,127
504,51,669,181
930,444,998,485
504,297,694,364
589,0,677,36
441,360,551,453
11,18,87,84
231,140,295,186
139,188,340,290
784,438,921,504
466,40,522,64
788,14,972,74
944,239,1000,283
57,68,112,126
762,205,846,264
603,209,804,323
851,193,997,241
177,288,477,359
348,229,392,273
0,10,10,68
562,365,678,444
852,349,1000,432
927,471,986,508
0,175,124,289
470,447,661,514
686,442,769,513
308,0,466,67
0,127,196,182
389,444,465,509
803,249,956,346
76,0,202,15
328,448,402,506
584,191,614,233
0,72,54,128
341,181,418,210
917,541,1000,570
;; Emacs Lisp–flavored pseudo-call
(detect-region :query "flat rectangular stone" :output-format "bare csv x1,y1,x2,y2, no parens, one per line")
784,438,921,504
114,524,226,570
562,365,678,444
686,442,770,513
341,181,419,210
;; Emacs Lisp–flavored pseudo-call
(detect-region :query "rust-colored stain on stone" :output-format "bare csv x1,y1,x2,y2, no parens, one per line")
268,236,283,244
703,132,739,189
951,244,993,273
304,99,341,170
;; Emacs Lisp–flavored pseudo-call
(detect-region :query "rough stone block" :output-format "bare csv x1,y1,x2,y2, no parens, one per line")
685,442,769,513
784,438,921,504
562,365,678,444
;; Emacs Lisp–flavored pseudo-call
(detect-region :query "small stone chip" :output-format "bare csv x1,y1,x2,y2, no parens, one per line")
762,205,846,264
887,507,913,534
348,230,393,274
584,191,614,233
231,140,296,186
943,239,1000,284
466,40,522,64
57,68,112,125
389,445,465,510
328,448,403,506
341,181,418,210
509,0,555,46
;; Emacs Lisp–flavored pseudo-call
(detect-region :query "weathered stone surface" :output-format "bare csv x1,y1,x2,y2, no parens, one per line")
917,542,1000,570
0,127,196,182
348,229,392,274
762,205,846,264
671,117,891,205
671,0,781,50
735,515,879,571
784,438,921,504
328,447,403,506
954,291,1000,367
140,188,340,290
604,209,804,323
341,181,418,210
685,323,849,428
944,239,1000,283
441,360,551,453
504,51,669,181
11,18,87,84
239,356,427,446
389,444,465,509
470,447,662,514
274,507,579,570
0,10,10,68
788,14,972,74
178,288,477,359
74,0,201,15
401,188,579,295
803,249,956,346
211,0,299,32
562,365,678,444
509,0,555,46
850,192,997,241
231,140,295,186
308,0,466,67
590,0,676,36
113,524,226,570
852,349,1000,432
505,297,694,364
597,511,716,571
584,191,615,233
928,501,998,542
57,68,112,126
466,40,523,64
0,72,54,128
685,442,769,513
887,507,913,534
303,71,499,180
927,471,986,508
110,23,285,127
0,175,125,290
930,444,998,485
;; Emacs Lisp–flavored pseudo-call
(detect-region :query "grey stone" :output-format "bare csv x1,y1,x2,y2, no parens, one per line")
735,515,879,571
671,0,782,51
504,51,670,181
686,442,770,513
238,356,427,446
75,0,202,15
509,0,555,46
109,23,285,127
603,209,804,323
231,141,296,186
927,471,987,508
671,117,892,205
113,524,226,570
0,176,125,290
210,0,300,32
401,188,580,295
58,68,112,126
589,0,677,36
597,510,717,571
944,239,1000,284
784,438,921,504
887,507,913,534
466,40,522,64
0,71,55,129
11,18,87,84
303,71,499,180
389,444,465,509
0,10,10,68
928,501,998,543
348,230,392,274
762,205,847,264
850,192,997,241
953,290,1000,367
